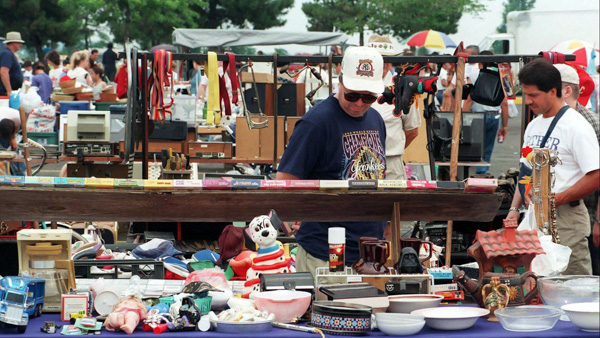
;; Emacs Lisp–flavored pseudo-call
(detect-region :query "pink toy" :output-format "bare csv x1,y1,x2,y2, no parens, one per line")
104,295,148,334
242,215,290,298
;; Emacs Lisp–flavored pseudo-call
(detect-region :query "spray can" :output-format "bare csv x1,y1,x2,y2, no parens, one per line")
328,227,346,272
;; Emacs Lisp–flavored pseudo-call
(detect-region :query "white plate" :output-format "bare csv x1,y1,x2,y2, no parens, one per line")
411,307,489,331
562,302,600,332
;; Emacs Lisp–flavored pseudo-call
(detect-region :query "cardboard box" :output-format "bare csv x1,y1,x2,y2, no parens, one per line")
24,176,55,187
320,180,349,190
240,72,274,84
188,141,233,159
1,175,24,186
75,92,94,101
99,93,118,102
144,179,174,190
260,180,289,190
231,179,261,190
465,178,498,193
61,86,83,94
54,177,85,188
61,294,89,322
377,180,408,190
52,93,75,101
114,179,144,190
407,180,437,190
289,180,320,190
173,179,203,190
84,178,115,189
202,179,231,190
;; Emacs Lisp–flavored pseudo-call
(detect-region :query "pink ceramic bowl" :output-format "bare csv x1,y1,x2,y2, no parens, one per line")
254,290,312,323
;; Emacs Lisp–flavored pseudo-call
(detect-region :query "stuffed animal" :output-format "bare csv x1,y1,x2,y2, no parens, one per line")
242,215,290,298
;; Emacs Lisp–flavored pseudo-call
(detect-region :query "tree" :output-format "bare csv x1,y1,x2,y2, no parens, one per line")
302,0,371,45
303,0,484,43
0,0,82,61
190,0,294,29
496,0,536,33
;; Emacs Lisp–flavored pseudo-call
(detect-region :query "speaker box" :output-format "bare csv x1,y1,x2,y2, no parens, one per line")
433,111,485,162
243,83,305,116
149,120,188,140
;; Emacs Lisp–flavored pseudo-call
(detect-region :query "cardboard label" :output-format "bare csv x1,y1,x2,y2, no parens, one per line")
25,176,55,187
84,178,115,189
465,178,498,193
377,180,408,190
289,180,320,190
114,179,144,190
319,180,349,190
61,294,89,322
202,179,232,190
348,180,378,190
54,177,85,188
143,180,173,190
407,180,437,190
231,179,261,190
2,175,25,186
173,180,203,190
260,180,290,190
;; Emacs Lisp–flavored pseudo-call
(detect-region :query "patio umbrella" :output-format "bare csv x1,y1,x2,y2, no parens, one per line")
551,40,599,67
402,30,457,49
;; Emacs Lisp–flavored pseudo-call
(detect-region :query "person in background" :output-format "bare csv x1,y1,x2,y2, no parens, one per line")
190,58,205,97
22,60,33,82
89,49,99,69
276,47,387,274
31,62,53,103
296,57,329,110
90,66,107,101
0,31,25,97
0,118,25,175
506,59,599,275
45,50,66,88
554,63,600,275
436,61,453,107
115,57,128,99
67,50,91,86
367,34,420,180
102,43,118,82
469,50,508,175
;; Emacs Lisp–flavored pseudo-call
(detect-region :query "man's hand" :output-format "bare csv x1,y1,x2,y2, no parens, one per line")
506,209,520,220
593,220,600,248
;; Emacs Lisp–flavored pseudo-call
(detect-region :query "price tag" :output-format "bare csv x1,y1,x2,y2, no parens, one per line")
347,276,362,283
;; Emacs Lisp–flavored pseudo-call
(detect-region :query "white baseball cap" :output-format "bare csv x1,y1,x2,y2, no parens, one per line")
554,64,579,85
341,46,384,94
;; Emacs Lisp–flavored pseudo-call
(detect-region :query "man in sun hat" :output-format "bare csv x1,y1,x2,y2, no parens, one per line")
368,34,421,180
0,32,24,96
277,46,387,274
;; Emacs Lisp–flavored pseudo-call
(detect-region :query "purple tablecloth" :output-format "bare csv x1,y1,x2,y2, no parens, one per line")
1,313,595,338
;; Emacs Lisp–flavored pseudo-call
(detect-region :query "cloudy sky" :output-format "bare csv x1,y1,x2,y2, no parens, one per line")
265,0,599,54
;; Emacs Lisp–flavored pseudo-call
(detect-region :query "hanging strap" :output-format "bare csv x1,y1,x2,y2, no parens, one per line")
226,53,238,104
540,105,569,148
206,52,220,125
148,49,173,121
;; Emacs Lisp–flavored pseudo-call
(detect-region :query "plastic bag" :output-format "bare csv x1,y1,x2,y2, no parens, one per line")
518,204,571,276
27,105,56,132
19,87,42,113
508,100,519,118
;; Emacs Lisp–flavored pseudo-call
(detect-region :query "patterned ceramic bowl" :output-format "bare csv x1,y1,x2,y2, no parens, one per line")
311,301,372,335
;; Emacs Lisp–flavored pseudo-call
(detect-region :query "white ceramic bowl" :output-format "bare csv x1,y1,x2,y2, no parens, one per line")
562,302,600,332
495,305,561,332
388,294,444,313
411,307,489,330
254,290,311,323
375,313,425,336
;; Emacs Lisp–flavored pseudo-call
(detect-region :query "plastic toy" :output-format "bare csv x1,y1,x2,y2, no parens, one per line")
69,310,86,324
104,295,148,334
40,321,61,334
0,276,45,333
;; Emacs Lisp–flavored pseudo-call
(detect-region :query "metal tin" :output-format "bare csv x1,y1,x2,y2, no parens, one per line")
311,301,372,335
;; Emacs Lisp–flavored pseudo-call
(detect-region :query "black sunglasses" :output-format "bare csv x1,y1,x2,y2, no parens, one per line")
344,91,378,104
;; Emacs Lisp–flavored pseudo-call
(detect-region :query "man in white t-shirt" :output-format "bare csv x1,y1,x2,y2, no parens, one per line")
506,58,600,275
367,34,420,179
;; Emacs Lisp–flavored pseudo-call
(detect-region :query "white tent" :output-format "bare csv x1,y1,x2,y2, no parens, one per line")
172,28,348,48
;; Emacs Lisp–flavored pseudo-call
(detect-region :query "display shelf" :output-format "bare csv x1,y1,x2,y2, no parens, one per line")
0,186,501,223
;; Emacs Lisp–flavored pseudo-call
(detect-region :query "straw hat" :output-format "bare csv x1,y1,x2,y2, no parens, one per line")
366,34,397,56
4,31,24,44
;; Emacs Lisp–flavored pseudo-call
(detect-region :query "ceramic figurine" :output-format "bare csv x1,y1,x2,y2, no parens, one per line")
104,295,148,334
481,276,510,322
242,214,291,298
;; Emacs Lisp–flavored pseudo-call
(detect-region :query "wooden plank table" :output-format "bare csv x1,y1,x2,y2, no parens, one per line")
0,187,501,261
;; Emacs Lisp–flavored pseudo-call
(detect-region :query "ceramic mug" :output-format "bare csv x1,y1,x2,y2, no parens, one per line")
400,238,433,263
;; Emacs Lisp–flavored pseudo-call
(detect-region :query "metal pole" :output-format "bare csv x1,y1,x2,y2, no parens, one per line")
142,53,149,179
272,53,278,168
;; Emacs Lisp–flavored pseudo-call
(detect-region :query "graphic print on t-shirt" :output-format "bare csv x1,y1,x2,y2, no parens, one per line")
341,130,386,179
526,134,560,150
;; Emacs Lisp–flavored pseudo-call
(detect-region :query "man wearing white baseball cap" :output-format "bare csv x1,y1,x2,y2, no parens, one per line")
277,46,388,274
0,32,24,97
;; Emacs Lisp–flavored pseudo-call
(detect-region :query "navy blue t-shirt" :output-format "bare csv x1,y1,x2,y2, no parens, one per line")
278,94,387,264
0,49,23,95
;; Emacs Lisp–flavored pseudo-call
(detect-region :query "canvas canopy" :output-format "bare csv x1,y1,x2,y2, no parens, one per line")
173,28,348,48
